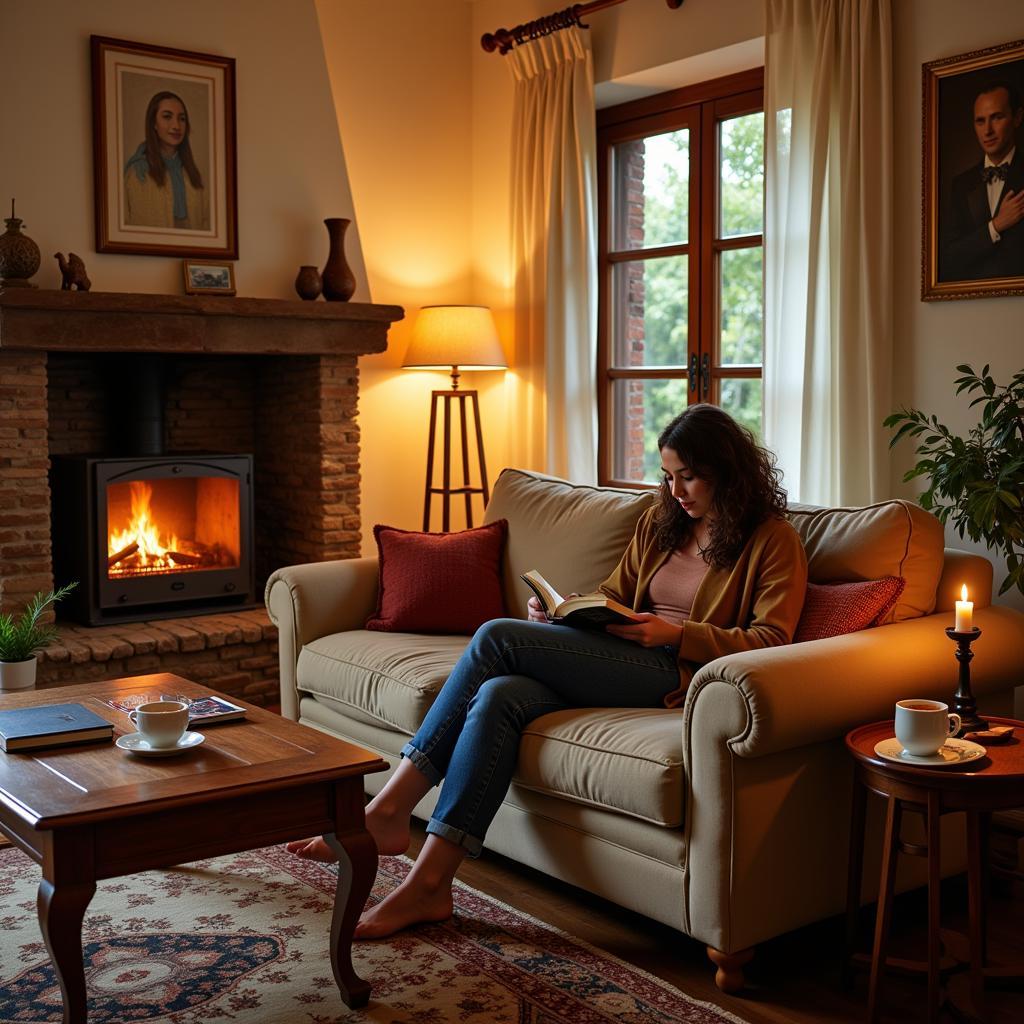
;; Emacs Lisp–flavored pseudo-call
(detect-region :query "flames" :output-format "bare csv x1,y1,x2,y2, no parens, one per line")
107,480,216,577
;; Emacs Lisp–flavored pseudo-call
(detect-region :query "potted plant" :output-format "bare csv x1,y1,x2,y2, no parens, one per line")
885,364,1023,597
0,582,77,691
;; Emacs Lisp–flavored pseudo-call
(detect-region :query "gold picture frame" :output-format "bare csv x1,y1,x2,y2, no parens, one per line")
183,259,236,295
922,38,1024,301
92,35,238,259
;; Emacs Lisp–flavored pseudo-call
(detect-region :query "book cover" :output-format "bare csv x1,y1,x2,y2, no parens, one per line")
100,693,246,724
0,702,114,753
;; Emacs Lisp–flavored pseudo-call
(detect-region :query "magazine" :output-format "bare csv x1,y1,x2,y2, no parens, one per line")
100,692,247,724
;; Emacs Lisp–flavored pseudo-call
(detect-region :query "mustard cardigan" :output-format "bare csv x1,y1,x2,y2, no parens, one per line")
599,506,808,707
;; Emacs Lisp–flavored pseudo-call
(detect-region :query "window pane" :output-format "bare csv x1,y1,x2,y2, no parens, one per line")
719,112,763,238
612,257,688,367
611,378,689,483
719,247,763,365
719,377,762,440
613,130,689,250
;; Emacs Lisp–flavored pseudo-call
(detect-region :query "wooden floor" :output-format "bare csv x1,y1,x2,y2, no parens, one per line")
407,824,1024,1024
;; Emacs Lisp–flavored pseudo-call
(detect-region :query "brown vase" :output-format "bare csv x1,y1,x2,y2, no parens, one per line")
321,217,356,301
294,264,322,301
0,200,41,288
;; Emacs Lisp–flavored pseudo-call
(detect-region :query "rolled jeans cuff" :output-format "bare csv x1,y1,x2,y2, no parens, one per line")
425,817,484,858
400,742,442,787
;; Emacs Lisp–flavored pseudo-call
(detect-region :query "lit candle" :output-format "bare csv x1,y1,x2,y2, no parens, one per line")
955,583,973,633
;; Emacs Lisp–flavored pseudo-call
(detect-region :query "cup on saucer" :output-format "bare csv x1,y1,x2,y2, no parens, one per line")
894,699,961,757
128,700,191,749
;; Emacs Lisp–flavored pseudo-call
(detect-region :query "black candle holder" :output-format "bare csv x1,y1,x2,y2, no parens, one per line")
945,626,987,736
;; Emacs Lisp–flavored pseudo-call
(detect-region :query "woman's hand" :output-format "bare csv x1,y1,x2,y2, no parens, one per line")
606,612,682,649
527,596,550,623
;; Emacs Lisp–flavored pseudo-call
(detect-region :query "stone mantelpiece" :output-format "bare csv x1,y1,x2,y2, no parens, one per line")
0,289,402,705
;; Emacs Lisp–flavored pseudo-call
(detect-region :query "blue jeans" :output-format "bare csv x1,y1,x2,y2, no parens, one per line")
401,617,679,856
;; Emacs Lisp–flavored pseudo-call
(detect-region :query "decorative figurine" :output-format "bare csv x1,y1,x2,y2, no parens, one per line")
0,199,41,288
54,252,91,291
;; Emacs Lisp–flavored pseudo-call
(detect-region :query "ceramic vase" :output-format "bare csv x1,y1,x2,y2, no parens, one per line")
0,202,41,288
0,657,37,691
294,265,322,301
321,217,356,301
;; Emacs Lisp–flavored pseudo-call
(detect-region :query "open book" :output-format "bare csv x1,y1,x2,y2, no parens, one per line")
520,569,642,630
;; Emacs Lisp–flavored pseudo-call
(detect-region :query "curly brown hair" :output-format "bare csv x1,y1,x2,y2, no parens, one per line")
653,404,788,568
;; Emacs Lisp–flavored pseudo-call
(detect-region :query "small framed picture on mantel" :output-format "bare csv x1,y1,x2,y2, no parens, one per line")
922,37,1024,300
92,35,238,259
183,259,236,296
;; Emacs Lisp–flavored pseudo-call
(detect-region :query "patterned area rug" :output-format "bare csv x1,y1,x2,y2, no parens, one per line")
0,844,749,1024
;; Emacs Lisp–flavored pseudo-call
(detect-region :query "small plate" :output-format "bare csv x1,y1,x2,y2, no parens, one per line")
116,730,205,757
874,736,986,768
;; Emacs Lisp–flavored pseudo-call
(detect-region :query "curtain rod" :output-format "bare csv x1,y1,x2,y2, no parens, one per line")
481,0,685,56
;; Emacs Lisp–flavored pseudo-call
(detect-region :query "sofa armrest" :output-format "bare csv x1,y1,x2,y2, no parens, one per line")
683,604,1024,761
265,558,379,720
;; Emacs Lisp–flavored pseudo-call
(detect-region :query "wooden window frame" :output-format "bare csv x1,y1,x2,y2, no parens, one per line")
596,67,765,488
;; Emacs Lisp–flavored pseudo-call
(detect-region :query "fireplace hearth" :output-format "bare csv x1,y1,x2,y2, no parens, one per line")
52,454,255,625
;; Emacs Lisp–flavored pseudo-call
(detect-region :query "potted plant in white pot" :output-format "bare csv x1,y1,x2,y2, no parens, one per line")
885,364,1023,597
0,582,77,691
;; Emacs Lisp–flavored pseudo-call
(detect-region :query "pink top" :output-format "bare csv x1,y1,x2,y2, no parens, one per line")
647,547,709,625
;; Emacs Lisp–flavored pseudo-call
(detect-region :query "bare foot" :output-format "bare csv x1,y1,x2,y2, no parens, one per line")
364,803,411,856
285,837,338,862
354,877,453,940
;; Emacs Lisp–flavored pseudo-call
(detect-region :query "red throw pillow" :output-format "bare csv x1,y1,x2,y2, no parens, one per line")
365,520,508,634
794,576,906,643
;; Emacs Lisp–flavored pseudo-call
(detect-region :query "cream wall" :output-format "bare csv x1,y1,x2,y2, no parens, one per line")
892,0,1024,613
0,0,366,300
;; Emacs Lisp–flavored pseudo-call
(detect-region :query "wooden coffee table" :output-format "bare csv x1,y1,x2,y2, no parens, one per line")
0,673,388,1023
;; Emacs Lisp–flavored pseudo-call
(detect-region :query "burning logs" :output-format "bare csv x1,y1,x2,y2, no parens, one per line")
168,550,202,566
107,541,139,568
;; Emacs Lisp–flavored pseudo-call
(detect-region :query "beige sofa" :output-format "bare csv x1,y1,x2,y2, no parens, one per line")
266,468,1023,989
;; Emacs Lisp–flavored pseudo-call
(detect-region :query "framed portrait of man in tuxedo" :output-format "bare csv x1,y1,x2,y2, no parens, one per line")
923,38,1024,300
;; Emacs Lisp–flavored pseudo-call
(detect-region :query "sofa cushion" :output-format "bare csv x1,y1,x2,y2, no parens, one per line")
366,520,508,634
794,576,906,642
516,708,685,827
297,630,468,734
484,469,657,619
787,500,944,623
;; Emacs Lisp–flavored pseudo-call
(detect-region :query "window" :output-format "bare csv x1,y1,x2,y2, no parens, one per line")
596,69,764,486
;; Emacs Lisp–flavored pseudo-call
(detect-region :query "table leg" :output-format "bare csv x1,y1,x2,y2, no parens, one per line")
844,776,868,989
37,877,96,1024
868,796,902,1024
966,810,987,1016
926,790,942,1024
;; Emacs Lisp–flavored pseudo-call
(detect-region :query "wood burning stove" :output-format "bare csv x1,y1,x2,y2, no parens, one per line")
52,454,255,625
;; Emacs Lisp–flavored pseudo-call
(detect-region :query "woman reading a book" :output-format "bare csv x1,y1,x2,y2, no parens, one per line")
288,404,808,939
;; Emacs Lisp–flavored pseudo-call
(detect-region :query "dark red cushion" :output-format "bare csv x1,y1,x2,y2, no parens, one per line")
365,520,508,634
794,576,906,643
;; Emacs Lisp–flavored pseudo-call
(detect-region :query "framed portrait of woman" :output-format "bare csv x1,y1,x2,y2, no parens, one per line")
92,36,238,258
922,37,1024,300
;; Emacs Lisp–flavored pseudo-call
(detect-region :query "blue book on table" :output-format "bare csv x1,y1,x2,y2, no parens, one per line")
0,702,114,753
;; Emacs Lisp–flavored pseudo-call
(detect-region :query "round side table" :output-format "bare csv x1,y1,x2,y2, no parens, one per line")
844,717,1024,1023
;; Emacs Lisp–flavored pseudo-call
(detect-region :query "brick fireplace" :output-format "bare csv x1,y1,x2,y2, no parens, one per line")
0,289,402,703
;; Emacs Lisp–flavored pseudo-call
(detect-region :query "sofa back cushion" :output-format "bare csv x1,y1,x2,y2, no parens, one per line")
484,469,657,619
787,499,945,623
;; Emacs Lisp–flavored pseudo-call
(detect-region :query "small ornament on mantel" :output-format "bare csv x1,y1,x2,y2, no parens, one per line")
55,252,91,291
0,199,42,288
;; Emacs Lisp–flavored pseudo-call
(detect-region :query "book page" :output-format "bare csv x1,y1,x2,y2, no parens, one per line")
520,570,565,617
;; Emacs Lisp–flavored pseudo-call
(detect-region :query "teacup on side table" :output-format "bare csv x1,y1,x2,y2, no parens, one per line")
844,717,1024,1023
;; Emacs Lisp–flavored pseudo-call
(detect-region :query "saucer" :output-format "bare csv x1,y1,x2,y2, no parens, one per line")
874,736,986,768
116,730,205,757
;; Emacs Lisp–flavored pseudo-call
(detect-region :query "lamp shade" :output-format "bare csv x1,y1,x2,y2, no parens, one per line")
403,305,506,370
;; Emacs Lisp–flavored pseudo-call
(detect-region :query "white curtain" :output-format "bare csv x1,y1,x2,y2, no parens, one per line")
508,27,598,482
763,0,893,505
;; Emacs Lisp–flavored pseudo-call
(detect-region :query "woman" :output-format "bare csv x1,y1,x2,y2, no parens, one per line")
288,404,808,939
124,91,209,230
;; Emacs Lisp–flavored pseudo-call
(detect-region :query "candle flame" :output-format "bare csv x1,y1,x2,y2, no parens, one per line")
961,583,969,602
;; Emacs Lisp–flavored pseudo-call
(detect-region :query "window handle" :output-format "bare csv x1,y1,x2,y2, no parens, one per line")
700,353,711,398
689,353,698,393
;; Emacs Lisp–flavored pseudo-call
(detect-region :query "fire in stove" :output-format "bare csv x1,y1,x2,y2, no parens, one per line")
106,478,240,578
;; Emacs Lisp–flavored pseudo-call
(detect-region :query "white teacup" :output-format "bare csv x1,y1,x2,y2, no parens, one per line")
128,700,191,748
894,699,961,757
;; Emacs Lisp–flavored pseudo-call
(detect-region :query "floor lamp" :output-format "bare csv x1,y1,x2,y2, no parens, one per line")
403,306,507,532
